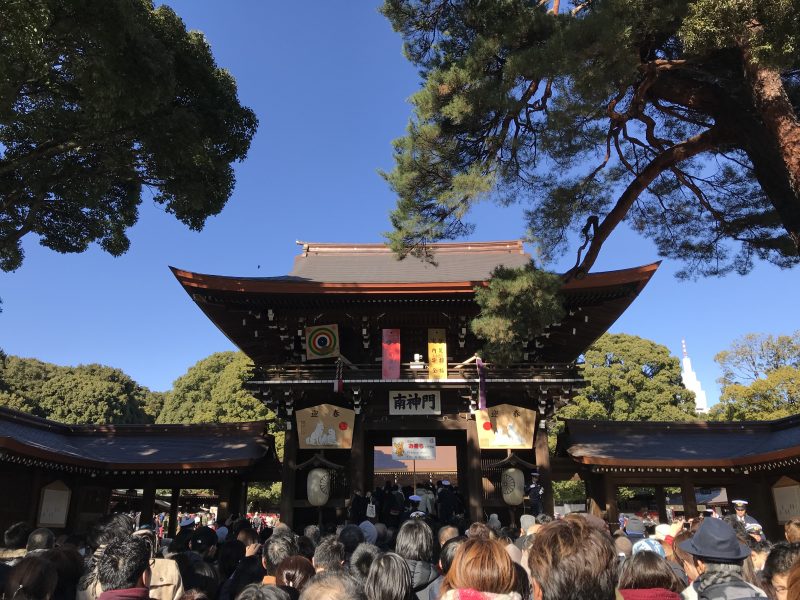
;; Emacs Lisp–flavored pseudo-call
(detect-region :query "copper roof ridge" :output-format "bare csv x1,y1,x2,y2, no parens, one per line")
297,240,525,255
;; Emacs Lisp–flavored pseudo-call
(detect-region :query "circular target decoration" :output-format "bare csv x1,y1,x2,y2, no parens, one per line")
338,422,348,430
306,325,339,358
482,421,493,431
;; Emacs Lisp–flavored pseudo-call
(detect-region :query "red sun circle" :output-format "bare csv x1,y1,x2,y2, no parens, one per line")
482,422,493,431
338,422,348,430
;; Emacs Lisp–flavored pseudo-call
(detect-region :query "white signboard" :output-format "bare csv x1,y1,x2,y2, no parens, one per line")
773,481,800,523
392,437,436,460
389,390,441,415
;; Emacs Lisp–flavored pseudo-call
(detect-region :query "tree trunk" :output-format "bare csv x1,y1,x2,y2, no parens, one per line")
742,47,800,252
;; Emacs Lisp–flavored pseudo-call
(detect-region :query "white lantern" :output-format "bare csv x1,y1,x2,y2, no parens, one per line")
501,467,525,506
307,468,331,507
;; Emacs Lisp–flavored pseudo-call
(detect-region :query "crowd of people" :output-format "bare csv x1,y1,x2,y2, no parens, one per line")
2,489,800,600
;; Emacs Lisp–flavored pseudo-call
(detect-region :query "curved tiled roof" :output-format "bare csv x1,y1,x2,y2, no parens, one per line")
561,416,800,469
0,407,276,472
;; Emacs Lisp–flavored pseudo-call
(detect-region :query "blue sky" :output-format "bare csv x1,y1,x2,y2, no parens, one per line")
1,1,797,408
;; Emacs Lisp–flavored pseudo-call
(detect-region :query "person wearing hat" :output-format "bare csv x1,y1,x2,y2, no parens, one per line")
526,471,544,516
436,481,459,525
404,494,427,521
677,517,767,599
731,500,762,532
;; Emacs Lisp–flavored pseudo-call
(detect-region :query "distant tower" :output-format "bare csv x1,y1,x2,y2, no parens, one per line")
681,339,709,414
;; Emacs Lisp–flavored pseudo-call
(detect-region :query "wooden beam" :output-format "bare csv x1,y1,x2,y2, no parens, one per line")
168,488,179,538
584,471,607,519
604,477,619,524
279,427,298,528
141,483,156,527
655,484,668,524
681,476,698,518
535,422,554,515
350,415,365,494
466,419,483,523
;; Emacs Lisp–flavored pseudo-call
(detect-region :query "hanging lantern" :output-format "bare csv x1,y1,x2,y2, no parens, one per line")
501,468,525,506
307,468,331,507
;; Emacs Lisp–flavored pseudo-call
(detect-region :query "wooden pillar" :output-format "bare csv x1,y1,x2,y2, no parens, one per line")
141,483,156,527
28,470,44,525
466,418,484,523
604,476,619,525
167,488,179,538
279,425,298,528
755,474,780,541
681,476,698,518
584,471,607,518
228,478,246,516
655,485,668,524
350,415,365,495
534,422,554,516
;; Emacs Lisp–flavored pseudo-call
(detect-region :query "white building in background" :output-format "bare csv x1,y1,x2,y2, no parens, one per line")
681,339,709,414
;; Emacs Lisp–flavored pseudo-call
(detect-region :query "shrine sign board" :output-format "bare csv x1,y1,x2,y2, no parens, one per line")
392,437,436,460
428,328,447,379
389,390,441,415
296,404,355,449
476,404,536,449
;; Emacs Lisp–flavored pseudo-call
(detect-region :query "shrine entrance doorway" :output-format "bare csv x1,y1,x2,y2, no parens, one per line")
365,428,469,501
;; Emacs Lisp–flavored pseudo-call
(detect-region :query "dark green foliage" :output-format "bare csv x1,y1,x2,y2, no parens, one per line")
560,333,696,422
0,0,257,271
471,262,565,363
381,0,800,279
709,331,800,420
0,355,160,424
157,351,270,424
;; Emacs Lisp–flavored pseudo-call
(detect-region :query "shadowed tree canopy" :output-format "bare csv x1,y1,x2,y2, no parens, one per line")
709,331,800,420
0,0,258,271
559,333,696,422
381,0,800,280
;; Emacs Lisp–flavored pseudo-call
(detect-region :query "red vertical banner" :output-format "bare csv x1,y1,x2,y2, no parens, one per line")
382,329,401,379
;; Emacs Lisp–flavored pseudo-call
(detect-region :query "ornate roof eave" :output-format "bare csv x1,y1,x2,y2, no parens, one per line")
0,407,277,473
170,261,661,298
561,415,800,471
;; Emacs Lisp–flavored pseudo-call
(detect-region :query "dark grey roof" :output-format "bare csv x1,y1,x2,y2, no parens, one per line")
0,407,273,469
289,241,530,283
561,416,800,466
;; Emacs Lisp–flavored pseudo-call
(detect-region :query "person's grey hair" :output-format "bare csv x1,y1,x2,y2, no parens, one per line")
313,536,346,572
299,571,365,600
437,525,459,547
236,583,291,600
395,519,433,563
303,525,321,547
262,533,299,575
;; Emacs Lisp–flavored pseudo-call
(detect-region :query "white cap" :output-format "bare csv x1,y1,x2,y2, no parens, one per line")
442,480,451,486
732,500,748,507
